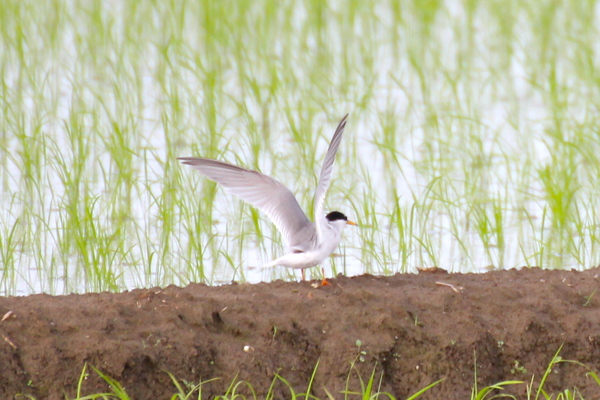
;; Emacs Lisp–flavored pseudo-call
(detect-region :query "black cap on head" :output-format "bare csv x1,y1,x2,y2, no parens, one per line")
326,211,348,222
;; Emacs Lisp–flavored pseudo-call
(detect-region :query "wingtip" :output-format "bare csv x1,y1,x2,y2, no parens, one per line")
177,157,194,165
334,114,349,133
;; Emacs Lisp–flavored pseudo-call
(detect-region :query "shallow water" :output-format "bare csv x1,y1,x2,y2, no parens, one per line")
2,0,600,295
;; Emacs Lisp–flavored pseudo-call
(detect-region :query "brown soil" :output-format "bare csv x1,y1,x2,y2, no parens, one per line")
1,268,600,399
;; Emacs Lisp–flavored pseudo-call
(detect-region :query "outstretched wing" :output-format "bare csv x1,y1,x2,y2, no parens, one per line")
178,158,312,246
313,114,349,242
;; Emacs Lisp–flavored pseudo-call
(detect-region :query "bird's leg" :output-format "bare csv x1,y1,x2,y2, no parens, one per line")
301,268,305,281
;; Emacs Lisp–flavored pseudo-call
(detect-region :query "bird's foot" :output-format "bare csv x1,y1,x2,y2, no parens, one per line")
319,267,330,286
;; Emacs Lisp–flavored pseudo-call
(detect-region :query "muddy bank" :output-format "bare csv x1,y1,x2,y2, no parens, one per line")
1,268,599,399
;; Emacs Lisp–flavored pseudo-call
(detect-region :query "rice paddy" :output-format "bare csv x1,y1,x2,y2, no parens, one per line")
1,0,600,295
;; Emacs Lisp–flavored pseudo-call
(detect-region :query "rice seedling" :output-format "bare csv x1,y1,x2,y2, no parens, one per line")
470,350,522,400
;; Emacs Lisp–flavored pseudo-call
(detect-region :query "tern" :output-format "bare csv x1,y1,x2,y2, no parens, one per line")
178,114,356,281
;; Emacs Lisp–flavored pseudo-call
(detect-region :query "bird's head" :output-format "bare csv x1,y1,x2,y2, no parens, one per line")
326,211,358,231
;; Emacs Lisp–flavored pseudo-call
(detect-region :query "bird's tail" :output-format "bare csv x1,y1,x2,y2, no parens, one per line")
263,257,282,268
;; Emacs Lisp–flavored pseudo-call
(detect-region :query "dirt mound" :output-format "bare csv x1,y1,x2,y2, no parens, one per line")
1,268,599,399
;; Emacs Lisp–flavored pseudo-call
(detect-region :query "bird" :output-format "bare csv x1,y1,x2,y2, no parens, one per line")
178,114,356,281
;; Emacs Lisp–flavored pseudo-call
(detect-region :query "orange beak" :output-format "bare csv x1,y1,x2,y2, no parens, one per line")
346,220,358,226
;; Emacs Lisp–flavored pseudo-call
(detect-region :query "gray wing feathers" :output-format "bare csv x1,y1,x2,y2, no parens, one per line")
314,114,349,241
178,158,311,246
